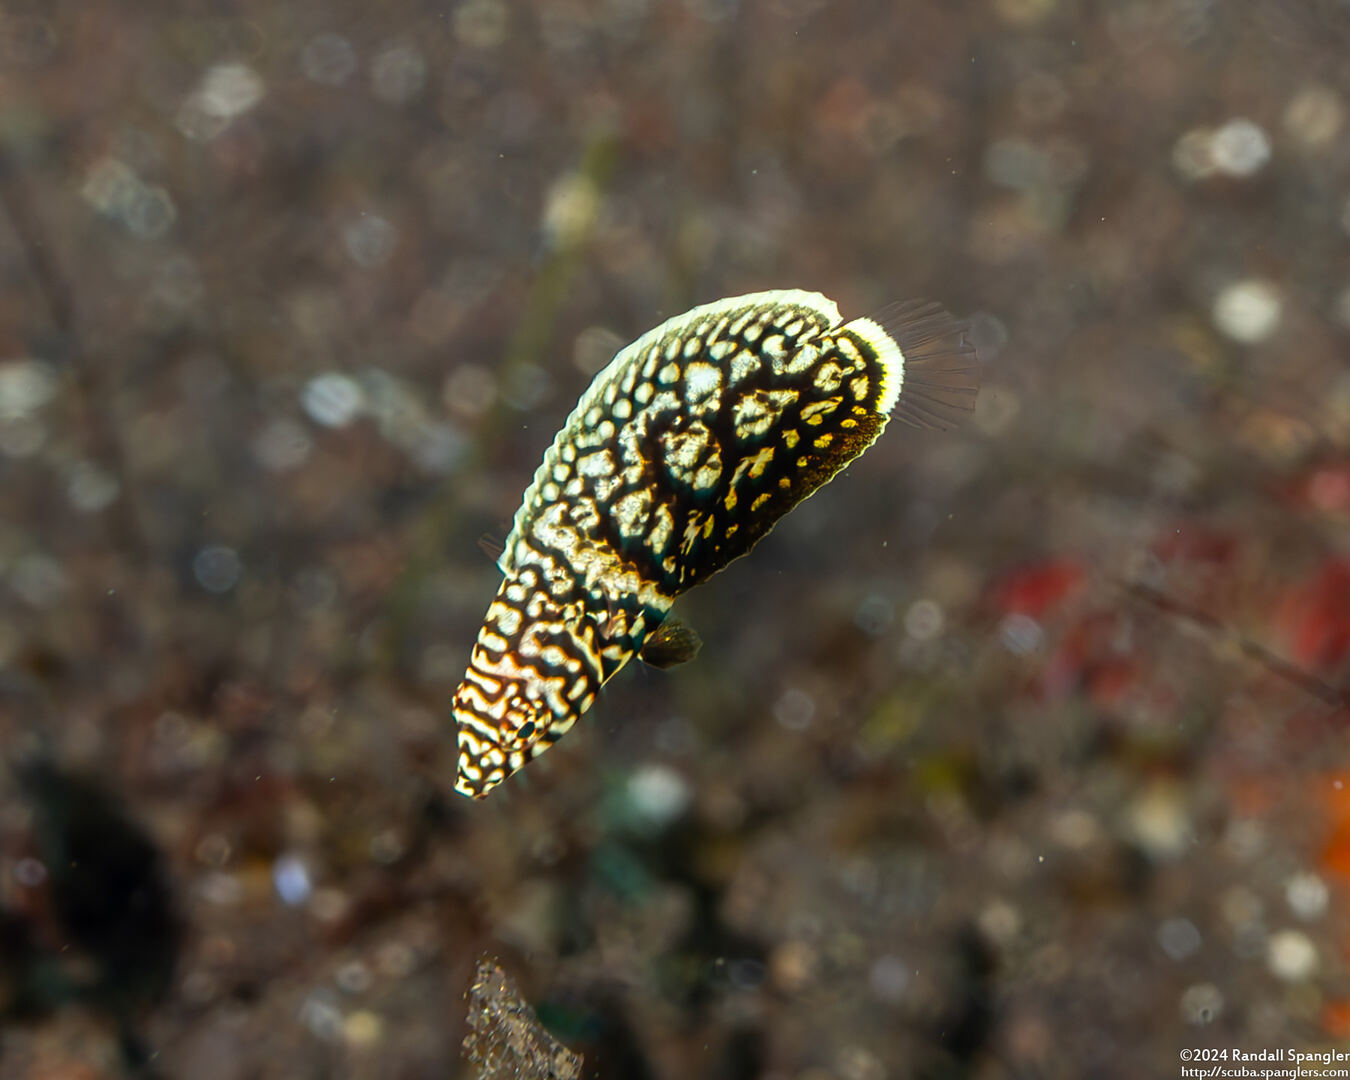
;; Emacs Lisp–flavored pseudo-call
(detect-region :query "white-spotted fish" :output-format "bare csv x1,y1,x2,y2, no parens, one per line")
453,290,977,798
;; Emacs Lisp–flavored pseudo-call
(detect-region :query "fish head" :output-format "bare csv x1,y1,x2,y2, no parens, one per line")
451,675,563,799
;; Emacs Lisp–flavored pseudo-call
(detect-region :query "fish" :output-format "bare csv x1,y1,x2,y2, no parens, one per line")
452,289,977,798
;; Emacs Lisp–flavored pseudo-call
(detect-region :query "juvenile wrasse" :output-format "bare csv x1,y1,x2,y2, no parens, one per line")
453,289,977,798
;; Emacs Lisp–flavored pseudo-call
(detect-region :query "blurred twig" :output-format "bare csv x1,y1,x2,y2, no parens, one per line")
489,132,619,441
1117,577,1349,712
379,126,619,658
0,145,149,564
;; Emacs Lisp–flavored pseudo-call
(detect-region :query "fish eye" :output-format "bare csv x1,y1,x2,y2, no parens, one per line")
517,720,536,740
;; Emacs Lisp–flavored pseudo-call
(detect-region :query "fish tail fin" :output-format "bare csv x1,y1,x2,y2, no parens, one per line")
844,301,979,431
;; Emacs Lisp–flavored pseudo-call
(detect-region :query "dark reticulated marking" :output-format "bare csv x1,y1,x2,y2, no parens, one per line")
453,289,977,798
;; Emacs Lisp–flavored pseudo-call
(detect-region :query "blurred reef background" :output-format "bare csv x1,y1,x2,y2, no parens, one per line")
2,0,1350,1077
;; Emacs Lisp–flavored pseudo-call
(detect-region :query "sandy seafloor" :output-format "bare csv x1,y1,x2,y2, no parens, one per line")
2,1,1350,1077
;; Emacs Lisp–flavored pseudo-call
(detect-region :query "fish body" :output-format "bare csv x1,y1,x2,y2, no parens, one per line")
453,289,976,798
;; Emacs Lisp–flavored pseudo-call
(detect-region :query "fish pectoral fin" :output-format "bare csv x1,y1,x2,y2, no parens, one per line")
477,528,508,568
637,617,704,669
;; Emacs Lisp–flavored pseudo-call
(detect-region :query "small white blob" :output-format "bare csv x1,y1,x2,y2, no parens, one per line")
0,417,45,457
405,421,466,474
500,362,553,411
1267,928,1318,982
541,172,599,251
335,960,373,994
773,687,815,731
302,373,366,428
1050,808,1101,850
1172,119,1271,181
301,33,358,86
81,158,137,215
10,553,67,608
453,0,510,48
853,594,895,636
977,900,1021,945
868,955,910,1004
371,42,427,104
904,598,945,640
200,871,243,906
79,157,175,237
1180,983,1224,1025
176,63,266,142
299,991,344,1041
1127,783,1192,860
1157,917,1202,961
999,612,1042,655
66,461,121,512
1219,885,1263,929
273,853,313,906
1221,818,1266,862
983,136,1049,190
253,418,313,472
1283,86,1343,148
1212,279,1282,344
343,214,397,268
1285,872,1329,921
197,63,266,119
1209,118,1271,177
1172,128,1218,180
0,359,59,419
627,763,691,828
122,185,177,239
444,363,498,418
